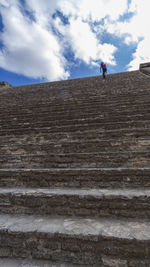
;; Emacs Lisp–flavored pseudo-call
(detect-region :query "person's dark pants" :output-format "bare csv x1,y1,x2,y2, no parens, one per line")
103,68,107,79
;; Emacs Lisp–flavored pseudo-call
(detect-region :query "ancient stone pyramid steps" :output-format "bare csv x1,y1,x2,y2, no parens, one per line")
0,258,80,267
1,187,150,219
1,138,150,152
0,70,150,266
1,168,150,189
0,73,150,171
1,99,150,122
0,152,150,169
1,214,150,266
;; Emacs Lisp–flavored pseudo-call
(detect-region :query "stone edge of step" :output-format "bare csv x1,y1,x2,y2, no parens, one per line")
0,214,150,241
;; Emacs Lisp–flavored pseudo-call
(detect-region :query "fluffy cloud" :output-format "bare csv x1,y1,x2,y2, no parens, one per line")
58,0,127,21
24,0,59,28
55,17,117,65
0,0,118,81
128,37,150,70
127,0,150,70
2,0,148,81
104,0,150,70
0,0,11,7
0,0,69,81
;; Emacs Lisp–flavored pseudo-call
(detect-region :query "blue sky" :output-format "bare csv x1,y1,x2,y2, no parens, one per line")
0,0,149,86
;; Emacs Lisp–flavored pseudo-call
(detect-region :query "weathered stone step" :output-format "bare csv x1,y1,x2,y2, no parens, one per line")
1,257,150,267
0,131,149,144
0,120,149,133
0,72,149,99
1,101,150,114
0,135,149,145
0,214,150,265
0,168,150,189
1,90,150,103
0,109,149,125
0,99,150,115
1,138,150,153
0,126,149,138
2,81,149,102
0,113,150,128
0,73,149,101
1,90,150,107
2,96,150,109
1,187,150,219
1,73,147,91
0,109,150,126
1,92,150,108
0,151,150,168
0,258,83,267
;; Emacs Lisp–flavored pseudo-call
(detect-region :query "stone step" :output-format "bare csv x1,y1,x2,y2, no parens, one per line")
0,168,150,189
1,138,150,153
0,127,149,139
1,187,150,219
0,113,150,128
0,90,150,106
0,72,149,98
0,258,149,267
0,90,150,103
0,214,150,265
1,74,149,100
0,120,149,133
1,74,148,91
0,131,149,143
0,101,150,113
0,135,149,145
0,99,150,115
0,110,149,125
3,89,149,99
2,83,150,103
0,151,150,168
1,113,149,129
0,258,83,267
0,110,150,127
1,89,150,100
0,69,150,267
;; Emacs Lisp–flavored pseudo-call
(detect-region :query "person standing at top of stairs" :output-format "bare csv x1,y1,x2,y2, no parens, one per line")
100,61,107,79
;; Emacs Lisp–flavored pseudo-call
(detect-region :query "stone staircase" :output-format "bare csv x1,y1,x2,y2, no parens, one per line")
0,69,150,266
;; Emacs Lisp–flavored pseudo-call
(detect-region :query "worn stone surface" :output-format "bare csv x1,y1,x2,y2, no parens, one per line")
1,187,150,218
0,258,84,267
0,68,150,265
1,214,150,241
102,256,128,266
1,168,150,189
128,259,150,267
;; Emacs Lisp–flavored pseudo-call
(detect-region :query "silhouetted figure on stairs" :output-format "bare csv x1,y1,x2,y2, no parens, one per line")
100,62,107,79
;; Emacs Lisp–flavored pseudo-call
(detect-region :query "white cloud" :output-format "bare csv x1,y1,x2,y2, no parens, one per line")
128,37,150,70
128,0,150,70
104,0,150,70
0,0,69,81
58,0,127,21
24,0,59,28
0,0,120,81
54,16,117,66
67,18,98,64
0,0,9,7
3,0,148,81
